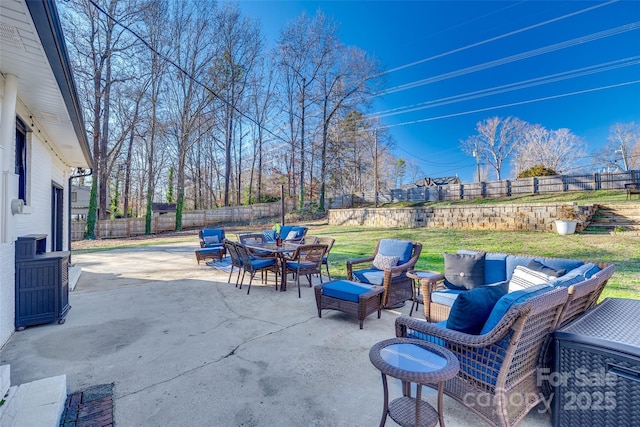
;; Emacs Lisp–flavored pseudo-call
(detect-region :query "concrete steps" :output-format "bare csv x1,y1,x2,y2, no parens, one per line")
586,204,640,233
0,365,66,427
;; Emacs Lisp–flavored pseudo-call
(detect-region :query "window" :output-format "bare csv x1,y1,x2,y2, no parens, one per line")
15,118,27,203
71,192,77,202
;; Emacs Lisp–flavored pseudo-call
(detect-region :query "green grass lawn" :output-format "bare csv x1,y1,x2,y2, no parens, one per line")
305,224,640,301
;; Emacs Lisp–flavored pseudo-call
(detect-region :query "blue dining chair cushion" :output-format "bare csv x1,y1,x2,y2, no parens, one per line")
251,258,276,269
352,269,385,286
322,280,376,303
285,261,316,270
378,239,414,265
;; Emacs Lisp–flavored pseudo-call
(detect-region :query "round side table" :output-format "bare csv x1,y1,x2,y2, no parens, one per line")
407,271,444,317
369,338,459,427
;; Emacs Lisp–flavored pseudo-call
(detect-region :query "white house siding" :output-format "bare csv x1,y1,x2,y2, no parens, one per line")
0,243,15,346
0,99,71,347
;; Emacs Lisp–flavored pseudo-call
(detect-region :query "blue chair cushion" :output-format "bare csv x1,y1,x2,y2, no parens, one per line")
480,284,553,334
322,280,376,303
201,229,225,247
407,320,447,346
251,258,276,270
352,269,385,286
430,289,465,307
378,239,414,265
198,247,222,254
446,282,508,334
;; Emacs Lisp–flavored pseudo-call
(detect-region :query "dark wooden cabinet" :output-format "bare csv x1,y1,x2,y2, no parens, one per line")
15,235,70,329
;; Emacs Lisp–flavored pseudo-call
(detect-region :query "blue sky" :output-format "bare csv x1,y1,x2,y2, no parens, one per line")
236,0,640,182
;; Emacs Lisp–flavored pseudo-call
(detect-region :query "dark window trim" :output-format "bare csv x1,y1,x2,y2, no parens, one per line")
16,117,28,202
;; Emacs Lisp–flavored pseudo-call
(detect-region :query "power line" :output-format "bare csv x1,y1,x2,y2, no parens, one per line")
371,57,640,119
379,80,640,130
377,21,640,96
378,0,618,76
86,0,288,146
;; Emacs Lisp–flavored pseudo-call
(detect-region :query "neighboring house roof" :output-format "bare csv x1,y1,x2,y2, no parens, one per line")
1,0,92,169
417,176,461,187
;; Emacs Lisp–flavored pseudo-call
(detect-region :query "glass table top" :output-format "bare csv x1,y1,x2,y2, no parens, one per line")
380,343,448,373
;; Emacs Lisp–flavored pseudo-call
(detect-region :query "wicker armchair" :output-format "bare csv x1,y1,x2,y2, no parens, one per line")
347,239,422,309
396,286,568,427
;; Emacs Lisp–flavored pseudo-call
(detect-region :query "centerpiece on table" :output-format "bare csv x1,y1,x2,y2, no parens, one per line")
273,223,283,246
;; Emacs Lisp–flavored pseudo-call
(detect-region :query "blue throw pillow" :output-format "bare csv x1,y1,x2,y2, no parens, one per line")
480,284,553,335
446,282,507,334
527,259,566,277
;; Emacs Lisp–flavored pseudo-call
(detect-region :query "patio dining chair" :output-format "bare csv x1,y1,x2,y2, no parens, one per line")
239,233,273,257
284,244,327,298
235,243,279,295
315,237,335,280
223,239,243,286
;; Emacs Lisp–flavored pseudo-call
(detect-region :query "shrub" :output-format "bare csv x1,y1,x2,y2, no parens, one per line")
518,164,557,178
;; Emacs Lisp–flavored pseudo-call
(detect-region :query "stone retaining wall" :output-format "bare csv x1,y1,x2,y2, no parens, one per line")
328,203,598,232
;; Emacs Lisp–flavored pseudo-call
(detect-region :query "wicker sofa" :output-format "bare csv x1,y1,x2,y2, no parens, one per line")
395,251,615,427
422,251,615,324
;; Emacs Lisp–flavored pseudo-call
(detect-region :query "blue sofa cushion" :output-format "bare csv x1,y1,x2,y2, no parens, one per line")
446,283,508,334
430,289,465,307
322,280,376,303
527,259,566,277
444,252,486,290
458,250,507,284
352,269,385,286
198,247,222,254
535,257,583,273
548,263,600,288
505,255,536,280
480,284,553,335
378,239,413,265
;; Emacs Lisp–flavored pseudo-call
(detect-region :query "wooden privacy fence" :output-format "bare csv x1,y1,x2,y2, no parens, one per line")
329,170,640,207
71,200,291,241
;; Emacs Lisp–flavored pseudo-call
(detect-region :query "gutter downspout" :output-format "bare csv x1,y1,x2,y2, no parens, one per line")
68,168,92,263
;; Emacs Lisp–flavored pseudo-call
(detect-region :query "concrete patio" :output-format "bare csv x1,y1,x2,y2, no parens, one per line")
0,242,552,426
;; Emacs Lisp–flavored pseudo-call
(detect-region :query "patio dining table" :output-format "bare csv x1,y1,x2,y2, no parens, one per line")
241,241,300,291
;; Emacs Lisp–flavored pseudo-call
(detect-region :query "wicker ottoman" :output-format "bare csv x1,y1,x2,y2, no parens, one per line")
314,280,385,329
195,247,224,264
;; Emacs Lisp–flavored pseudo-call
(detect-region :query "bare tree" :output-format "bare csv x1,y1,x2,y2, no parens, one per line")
512,125,586,175
598,122,640,172
209,3,262,206
61,0,142,225
460,116,527,180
